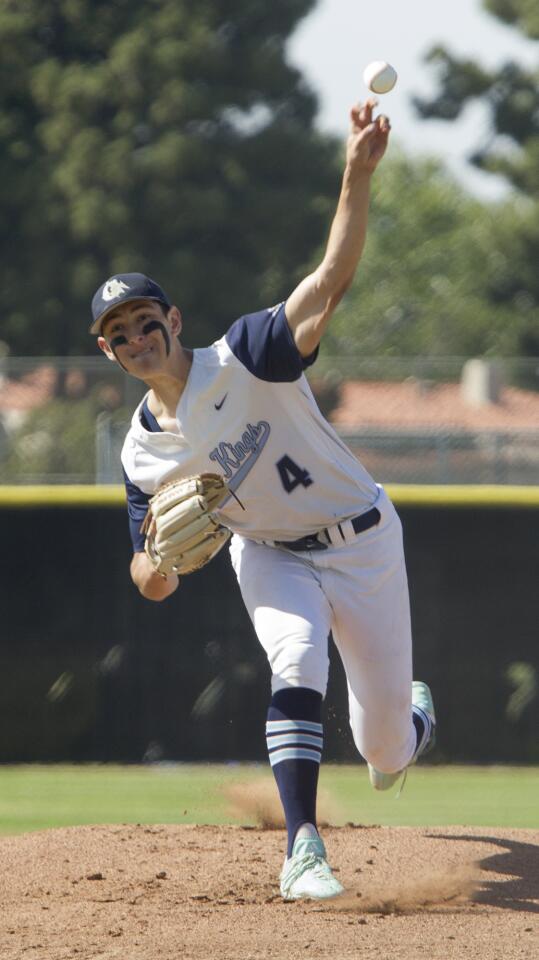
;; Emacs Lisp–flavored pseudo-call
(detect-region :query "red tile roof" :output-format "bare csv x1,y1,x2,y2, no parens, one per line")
0,367,57,411
330,381,539,430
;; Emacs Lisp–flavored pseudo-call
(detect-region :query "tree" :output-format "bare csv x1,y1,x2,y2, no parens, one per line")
412,0,539,355
0,0,340,355
322,150,521,359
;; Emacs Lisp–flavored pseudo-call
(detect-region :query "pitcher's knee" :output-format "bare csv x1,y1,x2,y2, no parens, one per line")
271,646,329,697
353,727,413,774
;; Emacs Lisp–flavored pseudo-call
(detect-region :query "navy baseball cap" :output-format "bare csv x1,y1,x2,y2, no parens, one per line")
90,272,172,334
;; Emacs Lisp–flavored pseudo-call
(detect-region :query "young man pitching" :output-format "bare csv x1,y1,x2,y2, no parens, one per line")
92,100,435,900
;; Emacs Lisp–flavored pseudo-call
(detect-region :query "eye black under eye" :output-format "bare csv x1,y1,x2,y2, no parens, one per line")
142,319,165,335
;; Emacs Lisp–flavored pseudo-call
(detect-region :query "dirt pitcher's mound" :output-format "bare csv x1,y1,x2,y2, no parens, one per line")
0,824,537,959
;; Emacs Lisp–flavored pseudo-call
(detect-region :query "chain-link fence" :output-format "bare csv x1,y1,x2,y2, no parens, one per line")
0,357,145,484
1,354,538,485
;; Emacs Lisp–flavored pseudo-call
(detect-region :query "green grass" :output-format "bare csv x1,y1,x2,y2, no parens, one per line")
0,764,537,836
319,765,539,828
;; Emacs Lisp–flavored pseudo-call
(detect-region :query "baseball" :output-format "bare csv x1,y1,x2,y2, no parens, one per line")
363,61,398,94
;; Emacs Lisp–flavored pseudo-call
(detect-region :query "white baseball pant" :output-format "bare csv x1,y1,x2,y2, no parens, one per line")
229,487,416,774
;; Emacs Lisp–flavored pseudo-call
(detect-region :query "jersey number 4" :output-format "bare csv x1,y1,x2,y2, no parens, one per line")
276,455,313,493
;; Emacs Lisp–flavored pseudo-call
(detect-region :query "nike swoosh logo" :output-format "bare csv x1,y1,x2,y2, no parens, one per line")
214,393,228,410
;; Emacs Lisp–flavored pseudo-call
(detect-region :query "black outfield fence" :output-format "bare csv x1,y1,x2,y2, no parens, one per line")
1,486,537,764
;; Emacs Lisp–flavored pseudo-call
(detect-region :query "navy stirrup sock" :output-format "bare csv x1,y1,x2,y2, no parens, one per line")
266,687,323,858
412,706,432,755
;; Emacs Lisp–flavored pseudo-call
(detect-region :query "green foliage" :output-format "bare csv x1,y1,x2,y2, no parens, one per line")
413,0,539,198
324,151,532,357
3,2,537,362
0,0,340,355
414,51,539,197
410,0,539,356
485,0,539,38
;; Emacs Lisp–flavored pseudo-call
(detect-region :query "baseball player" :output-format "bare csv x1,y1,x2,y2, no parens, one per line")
91,100,435,900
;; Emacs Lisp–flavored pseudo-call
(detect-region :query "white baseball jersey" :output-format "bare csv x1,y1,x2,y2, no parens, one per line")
122,303,379,550
122,302,419,776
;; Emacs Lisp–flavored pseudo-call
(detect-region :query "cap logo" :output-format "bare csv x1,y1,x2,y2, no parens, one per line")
102,278,130,302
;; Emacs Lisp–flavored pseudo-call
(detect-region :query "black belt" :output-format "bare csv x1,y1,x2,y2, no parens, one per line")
274,506,381,552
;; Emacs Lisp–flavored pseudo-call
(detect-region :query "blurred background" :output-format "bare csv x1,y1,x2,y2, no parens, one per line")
0,0,537,770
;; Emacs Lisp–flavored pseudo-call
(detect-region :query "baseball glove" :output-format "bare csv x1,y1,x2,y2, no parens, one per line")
142,473,230,576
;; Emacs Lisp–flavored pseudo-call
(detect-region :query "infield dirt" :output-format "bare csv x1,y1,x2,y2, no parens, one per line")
0,821,537,959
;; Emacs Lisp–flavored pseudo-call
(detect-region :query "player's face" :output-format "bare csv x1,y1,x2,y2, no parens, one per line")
98,300,181,377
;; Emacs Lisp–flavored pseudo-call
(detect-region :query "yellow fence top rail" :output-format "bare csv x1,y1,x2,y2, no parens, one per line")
386,484,539,507
0,485,125,506
1,484,539,508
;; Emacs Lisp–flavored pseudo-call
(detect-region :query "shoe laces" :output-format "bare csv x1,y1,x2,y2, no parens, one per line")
283,852,329,887
395,768,408,798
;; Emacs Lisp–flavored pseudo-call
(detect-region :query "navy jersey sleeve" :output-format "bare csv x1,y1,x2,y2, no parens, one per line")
225,302,318,382
123,468,150,553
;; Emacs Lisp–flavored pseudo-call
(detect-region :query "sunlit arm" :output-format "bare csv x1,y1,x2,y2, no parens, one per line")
285,101,390,358
130,551,179,601
286,169,371,357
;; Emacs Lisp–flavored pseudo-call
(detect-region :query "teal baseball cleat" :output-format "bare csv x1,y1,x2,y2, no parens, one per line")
280,836,344,900
368,681,436,791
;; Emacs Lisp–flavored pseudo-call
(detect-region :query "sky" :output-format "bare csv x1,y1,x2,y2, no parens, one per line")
288,0,538,200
